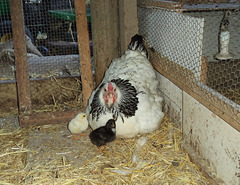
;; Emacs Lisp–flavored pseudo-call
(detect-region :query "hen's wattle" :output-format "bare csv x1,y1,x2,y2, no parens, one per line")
86,34,165,138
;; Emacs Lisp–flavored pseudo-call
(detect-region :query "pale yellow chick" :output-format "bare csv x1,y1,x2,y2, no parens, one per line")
68,113,88,140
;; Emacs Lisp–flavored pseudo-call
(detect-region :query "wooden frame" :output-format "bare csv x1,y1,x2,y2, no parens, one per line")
9,0,93,126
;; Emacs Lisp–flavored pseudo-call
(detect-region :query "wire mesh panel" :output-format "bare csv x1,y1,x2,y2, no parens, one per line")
138,1,240,128
184,9,240,108
139,8,204,80
0,0,17,117
0,0,92,117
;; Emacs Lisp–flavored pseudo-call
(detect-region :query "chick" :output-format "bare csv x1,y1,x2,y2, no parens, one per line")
89,119,116,151
68,113,88,140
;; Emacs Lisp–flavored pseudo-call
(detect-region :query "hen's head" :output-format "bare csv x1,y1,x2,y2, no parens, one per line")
101,81,120,108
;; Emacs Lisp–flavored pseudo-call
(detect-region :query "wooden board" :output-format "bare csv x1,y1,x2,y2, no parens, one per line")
119,0,138,55
90,0,120,86
138,0,183,9
182,3,240,11
200,56,208,84
137,0,240,11
19,108,84,127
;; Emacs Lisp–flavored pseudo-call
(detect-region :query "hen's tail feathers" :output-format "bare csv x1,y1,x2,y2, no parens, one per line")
128,34,148,58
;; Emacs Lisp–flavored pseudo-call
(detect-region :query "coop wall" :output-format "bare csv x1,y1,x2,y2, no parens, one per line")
138,4,240,185
157,73,240,185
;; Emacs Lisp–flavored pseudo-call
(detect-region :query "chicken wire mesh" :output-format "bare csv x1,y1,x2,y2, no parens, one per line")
0,0,92,117
138,1,240,119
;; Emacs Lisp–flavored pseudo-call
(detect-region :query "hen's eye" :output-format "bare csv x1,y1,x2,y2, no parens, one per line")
114,89,116,92
104,88,107,92
83,115,86,117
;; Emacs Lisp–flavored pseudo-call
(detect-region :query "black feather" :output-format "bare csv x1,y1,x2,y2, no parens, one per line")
90,83,106,120
90,78,139,122
111,79,139,118
128,34,148,58
89,119,116,147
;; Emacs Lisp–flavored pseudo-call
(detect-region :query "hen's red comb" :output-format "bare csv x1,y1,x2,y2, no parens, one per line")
108,82,113,91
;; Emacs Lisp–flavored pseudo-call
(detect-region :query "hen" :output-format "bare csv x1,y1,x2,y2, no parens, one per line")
86,34,164,138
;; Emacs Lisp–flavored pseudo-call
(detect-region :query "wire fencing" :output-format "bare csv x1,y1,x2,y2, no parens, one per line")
0,0,92,117
138,0,240,127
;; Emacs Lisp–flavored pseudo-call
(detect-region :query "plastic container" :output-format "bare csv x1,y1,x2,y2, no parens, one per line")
0,0,10,16
48,8,91,22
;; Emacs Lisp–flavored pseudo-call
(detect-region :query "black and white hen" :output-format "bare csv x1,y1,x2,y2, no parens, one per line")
86,34,164,138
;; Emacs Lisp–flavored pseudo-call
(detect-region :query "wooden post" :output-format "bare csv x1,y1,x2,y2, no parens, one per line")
90,0,120,86
200,56,208,84
119,0,138,55
10,0,32,114
74,0,94,107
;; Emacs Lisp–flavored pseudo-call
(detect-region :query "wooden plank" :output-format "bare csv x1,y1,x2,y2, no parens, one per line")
182,3,240,11
137,0,240,11
119,0,138,55
19,108,84,127
74,0,94,107
200,56,208,84
10,0,32,114
138,0,183,9
90,0,120,86
150,50,240,132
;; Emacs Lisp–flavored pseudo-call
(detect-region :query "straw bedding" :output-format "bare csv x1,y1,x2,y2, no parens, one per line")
0,116,209,184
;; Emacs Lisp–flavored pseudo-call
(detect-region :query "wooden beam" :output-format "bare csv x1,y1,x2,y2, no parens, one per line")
200,56,208,84
74,0,94,107
10,0,32,114
90,0,120,86
119,0,138,55
138,0,183,9
19,109,84,127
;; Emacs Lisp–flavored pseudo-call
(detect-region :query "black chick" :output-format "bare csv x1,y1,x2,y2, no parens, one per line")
89,119,116,147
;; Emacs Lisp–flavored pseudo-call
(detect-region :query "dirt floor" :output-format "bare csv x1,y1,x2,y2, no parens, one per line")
0,116,210,184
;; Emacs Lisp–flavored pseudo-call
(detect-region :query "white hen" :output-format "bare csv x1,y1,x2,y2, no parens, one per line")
86,34,164,138
68,113,88,140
